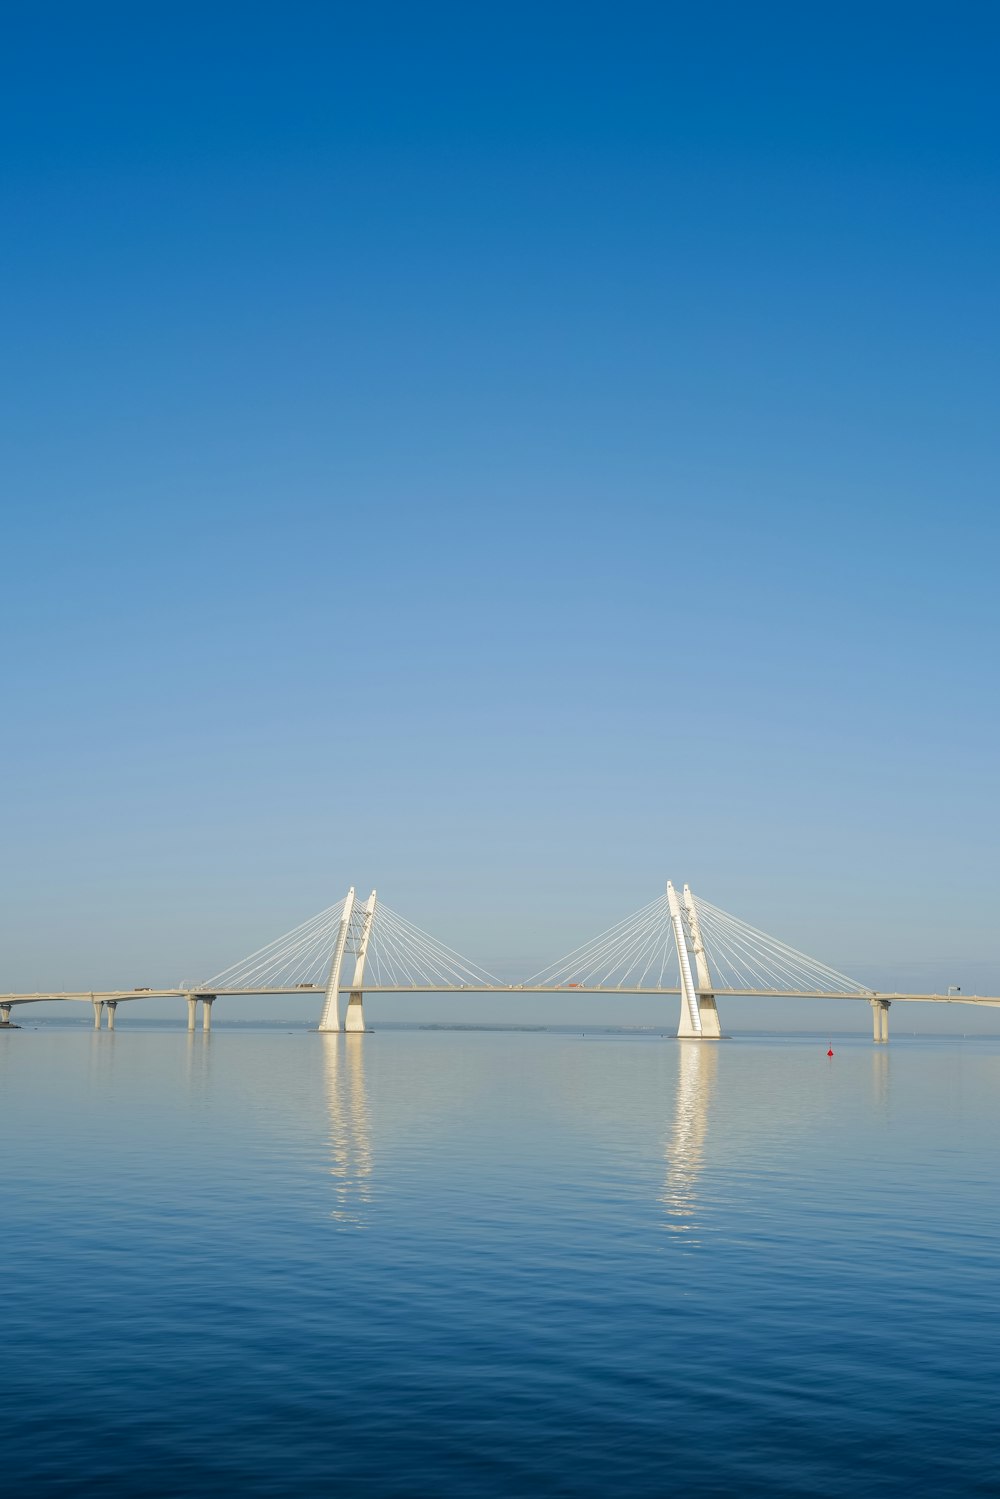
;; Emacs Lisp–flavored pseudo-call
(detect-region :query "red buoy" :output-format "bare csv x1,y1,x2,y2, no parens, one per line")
827,1047,834,1057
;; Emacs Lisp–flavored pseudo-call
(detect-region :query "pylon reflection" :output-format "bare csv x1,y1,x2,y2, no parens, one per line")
662,1040,718,1235
322,1035,373,1227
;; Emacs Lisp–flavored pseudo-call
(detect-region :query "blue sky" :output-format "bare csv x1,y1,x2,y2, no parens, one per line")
3,3,998,1027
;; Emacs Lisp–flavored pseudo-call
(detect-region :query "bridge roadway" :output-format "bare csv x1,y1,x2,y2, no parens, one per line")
2,984,999,1046
4,986,1000,1003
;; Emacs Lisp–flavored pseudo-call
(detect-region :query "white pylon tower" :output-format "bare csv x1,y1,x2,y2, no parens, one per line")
682,883,722,1038
317,887,377,1033
667,881,723,1039
318,887,356,1032
344,890,377,1032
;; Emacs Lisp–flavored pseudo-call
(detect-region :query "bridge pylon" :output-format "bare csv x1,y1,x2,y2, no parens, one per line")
668,882,723,1039
318,888,356,1032
683,884,722,1038
344,890,377,1033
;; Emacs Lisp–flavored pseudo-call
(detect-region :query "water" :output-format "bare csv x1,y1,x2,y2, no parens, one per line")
3,1024,998,1496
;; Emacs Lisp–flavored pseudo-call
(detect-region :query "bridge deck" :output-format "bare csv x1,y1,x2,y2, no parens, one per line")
3,987,1000,1006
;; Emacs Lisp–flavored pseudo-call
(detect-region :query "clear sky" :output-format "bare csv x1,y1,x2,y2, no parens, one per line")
3,3,998,1029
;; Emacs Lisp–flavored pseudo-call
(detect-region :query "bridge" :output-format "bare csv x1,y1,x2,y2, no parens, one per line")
2,882,997,1042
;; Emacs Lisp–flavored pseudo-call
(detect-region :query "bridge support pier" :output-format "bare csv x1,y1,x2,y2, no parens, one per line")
344,992,366,1032
676,991,723,1038
691,993,723,1038
871,998,890,1043
106,1000,118,1030
202,996,214,1033
1,1003,11,1025
92,999,104,1029
187,996,198,1032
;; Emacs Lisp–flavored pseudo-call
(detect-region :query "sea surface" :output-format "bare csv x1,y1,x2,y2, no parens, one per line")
2,1022,998,1497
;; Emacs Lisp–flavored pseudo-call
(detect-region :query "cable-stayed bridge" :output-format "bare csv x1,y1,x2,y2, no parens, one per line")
2,881,998,1042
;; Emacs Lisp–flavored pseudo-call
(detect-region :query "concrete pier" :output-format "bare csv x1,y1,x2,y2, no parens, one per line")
344,992,366,1032
871,997,891,1043
0,1003,11,1025
92,999,104,1029
187,996,198,1032
106,999,118,1030
202,996,214,1032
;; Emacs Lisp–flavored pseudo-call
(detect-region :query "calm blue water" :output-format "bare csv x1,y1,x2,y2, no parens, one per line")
3,1024,998,1497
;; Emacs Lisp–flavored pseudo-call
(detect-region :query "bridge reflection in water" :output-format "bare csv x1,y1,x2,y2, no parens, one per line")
662,1041,718,1237
322,1036,373,1227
